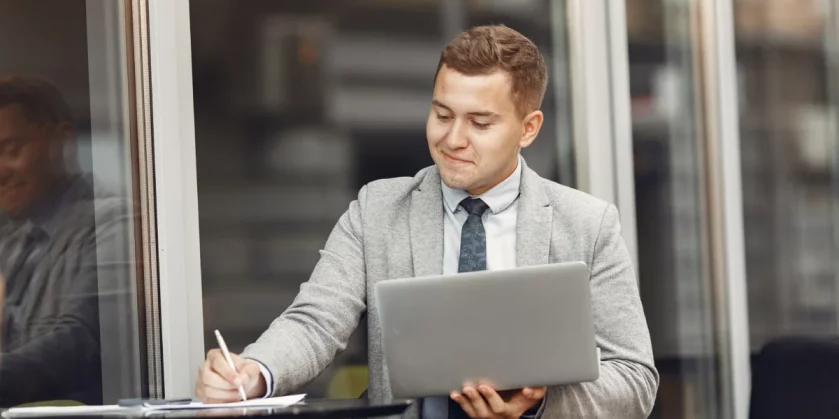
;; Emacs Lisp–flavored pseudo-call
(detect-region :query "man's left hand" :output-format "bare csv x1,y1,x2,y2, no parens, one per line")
451,383,546,419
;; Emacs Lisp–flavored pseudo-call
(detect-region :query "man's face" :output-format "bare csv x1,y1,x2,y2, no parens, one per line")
0,105,57,218
426,65,543,195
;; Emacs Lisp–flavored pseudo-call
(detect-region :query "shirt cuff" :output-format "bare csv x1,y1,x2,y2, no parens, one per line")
521,396,545,418
249,358,274,398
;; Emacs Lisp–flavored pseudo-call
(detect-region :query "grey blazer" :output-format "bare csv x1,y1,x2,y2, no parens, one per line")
242,160,659,418
0,175,132,406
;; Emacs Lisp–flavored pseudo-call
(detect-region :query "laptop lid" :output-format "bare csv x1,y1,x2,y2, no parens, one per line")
375,261,599,399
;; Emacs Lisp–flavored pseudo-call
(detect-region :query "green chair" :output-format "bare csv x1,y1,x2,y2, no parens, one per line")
327,365,369,399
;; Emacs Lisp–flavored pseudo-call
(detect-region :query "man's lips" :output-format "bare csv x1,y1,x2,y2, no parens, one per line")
442,152,472,164
0,184,25,196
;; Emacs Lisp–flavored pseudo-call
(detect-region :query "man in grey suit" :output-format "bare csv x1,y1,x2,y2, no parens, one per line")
0,76,134,406
196,25,658,418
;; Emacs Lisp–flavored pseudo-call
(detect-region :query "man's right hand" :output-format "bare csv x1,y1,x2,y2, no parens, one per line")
195,349,267,403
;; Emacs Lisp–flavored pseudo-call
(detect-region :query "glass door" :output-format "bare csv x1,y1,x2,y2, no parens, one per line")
735,0,839,350
626,0,733,417
734,1,839,416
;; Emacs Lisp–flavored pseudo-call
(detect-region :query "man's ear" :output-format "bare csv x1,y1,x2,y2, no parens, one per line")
53,122,75,142
519,110,544,149
49,122,78,173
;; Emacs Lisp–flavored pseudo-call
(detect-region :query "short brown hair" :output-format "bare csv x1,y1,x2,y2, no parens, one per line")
0,75,74,126
435,25,548,117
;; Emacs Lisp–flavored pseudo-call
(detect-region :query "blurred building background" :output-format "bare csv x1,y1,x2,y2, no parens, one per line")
0,0,836,417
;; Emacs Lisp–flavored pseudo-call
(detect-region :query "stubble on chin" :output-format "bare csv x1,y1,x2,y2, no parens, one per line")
440,169,472,191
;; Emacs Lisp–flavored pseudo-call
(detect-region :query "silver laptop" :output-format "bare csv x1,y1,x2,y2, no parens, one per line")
374,262,600,399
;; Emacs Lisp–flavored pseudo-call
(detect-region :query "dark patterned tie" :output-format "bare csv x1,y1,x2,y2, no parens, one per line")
458,198,490,273
448,198,490,418
0,223,36,287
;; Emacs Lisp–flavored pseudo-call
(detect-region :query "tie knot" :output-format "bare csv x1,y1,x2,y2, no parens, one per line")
459,198,490,217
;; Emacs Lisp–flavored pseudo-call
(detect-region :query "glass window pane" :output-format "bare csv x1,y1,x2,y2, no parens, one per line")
734,0,839,393
0,0,146,406
190,0,573,399
626,0,728,417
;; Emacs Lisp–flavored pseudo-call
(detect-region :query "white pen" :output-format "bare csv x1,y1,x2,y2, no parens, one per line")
214,329,248,401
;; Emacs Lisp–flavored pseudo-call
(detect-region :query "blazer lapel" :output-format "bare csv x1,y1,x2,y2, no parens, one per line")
516,162,553,267
409,166,444,277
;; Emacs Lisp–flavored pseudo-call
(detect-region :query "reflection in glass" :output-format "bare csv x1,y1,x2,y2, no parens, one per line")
190,0,572,398
0,75,139,406
0,0,144,407
0,77,106,405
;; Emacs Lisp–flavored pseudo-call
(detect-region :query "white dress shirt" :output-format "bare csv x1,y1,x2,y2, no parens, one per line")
441,156,522,275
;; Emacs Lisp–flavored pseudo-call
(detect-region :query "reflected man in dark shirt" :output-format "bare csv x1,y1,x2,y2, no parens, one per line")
0,76,131,406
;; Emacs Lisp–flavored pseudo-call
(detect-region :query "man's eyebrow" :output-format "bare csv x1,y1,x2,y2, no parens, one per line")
431,100,452,112
467,111,498,118
0,135,23,145
431,100,498,118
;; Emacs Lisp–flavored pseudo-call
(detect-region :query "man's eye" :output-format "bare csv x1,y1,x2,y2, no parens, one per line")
436,114,452,121
472,121,491,130
0,143,22,156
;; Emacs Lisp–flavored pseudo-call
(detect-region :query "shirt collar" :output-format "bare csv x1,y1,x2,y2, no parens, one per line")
441,155,522,215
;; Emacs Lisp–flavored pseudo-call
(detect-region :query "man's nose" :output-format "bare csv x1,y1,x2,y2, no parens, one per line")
443,120,468,149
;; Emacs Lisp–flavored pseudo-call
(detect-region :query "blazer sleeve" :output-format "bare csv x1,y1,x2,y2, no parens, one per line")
536,204,659,418
241,186,369,396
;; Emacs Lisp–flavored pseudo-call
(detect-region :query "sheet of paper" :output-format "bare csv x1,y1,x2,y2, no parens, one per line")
3,405,125,417
3,394,306,417
144,394,306,411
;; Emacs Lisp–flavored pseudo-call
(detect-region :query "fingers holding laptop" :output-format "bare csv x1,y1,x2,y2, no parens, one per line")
195,349,266,403
451,383,546,419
